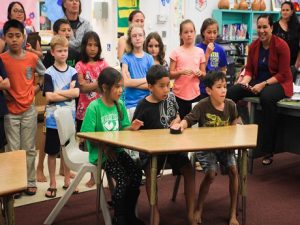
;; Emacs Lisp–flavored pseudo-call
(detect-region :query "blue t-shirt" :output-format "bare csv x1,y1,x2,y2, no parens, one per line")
121,52,154,108
196,42,227,93
0,59,8,116
43,65,78,129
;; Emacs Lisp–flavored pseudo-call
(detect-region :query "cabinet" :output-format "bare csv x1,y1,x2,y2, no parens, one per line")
212,9,281,43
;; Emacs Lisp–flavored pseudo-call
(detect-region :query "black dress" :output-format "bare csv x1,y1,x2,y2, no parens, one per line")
273,21,300,65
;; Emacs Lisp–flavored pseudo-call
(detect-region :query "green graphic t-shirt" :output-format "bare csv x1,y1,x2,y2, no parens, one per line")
80,98,130,164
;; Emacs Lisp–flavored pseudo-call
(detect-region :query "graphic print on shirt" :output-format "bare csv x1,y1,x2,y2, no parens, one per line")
159,94,177,128
102,113,119,131
85,71,97,99
205,113,229,127
210,52,220,68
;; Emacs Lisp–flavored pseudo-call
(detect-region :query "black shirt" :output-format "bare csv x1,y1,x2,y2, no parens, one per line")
133,93,179,129
273,21,300,65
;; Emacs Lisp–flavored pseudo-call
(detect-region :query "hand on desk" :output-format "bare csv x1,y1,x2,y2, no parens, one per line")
129,119,144,131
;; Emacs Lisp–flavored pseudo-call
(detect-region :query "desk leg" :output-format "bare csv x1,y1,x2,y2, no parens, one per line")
150,155,157,225
3,195,15,225
248,102,255,174
240,150,248,225
96,144,104,224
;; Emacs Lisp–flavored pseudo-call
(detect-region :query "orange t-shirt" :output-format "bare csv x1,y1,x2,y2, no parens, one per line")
0,51,39,114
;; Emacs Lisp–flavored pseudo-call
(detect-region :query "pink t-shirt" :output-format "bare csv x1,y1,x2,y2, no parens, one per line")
170,46,205,100
75,60,108,120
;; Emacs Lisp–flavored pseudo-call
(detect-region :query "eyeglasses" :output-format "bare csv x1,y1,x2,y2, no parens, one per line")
12,9,24,14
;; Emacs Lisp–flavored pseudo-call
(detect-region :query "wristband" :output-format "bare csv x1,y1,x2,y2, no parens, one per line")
264,80,269,87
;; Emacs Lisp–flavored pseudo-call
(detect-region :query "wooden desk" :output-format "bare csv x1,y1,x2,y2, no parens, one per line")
243,97,300,171
0,150,27,225
78,125,258,225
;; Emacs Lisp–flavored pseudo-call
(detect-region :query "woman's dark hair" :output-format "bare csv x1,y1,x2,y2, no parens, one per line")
144,32,165,65
98,67,124,121
62,0,82,15
128,10,145,23
7,1,26,21
200,18,218,39
281,1,300,35
179,19,196,46
257,14,273,26
80,31,102,63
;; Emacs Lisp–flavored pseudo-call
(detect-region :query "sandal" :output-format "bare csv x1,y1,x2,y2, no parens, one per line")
262,156,273,166
45,188,57,198
24,187,37,196
62,185,79,194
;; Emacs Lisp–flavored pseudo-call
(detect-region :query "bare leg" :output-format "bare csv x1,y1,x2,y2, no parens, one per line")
180,164,196,225
85,173,96,188
47,154,57,189
36,134,47,182
195,171,215,224
59,153,75,178
228,166,239,225
144,165,160,225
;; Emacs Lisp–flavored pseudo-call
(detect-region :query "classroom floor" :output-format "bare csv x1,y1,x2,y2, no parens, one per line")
14,150,96,207
14,152,300,225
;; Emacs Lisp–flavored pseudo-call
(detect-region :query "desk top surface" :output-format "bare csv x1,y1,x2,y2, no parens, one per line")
0,150,27,196
78,124,258,154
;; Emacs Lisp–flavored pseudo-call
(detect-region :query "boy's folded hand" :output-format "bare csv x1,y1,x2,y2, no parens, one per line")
130,119,144,131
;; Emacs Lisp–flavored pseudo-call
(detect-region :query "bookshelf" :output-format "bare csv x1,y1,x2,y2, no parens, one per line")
212,9,281,43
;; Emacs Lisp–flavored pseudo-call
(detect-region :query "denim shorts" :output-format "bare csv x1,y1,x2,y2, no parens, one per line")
196,150,236,174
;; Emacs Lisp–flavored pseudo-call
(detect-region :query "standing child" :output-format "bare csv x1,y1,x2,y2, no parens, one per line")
121,25,154,111
0,58,9,152
1,19,45,196
75,31,108,187
81,67,145,225
172,71,239,225
43,35,79,198
197,18,227,99
37,18,81,183
170,19,206,119
144,32,168,68
43,19,80,69
133,65,196,225
75,31,108,132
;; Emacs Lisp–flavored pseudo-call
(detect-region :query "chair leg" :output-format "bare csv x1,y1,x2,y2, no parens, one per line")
44,167,93,225
171,175,181,202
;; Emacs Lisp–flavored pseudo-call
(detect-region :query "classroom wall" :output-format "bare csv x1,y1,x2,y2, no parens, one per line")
81,0,118,67
81,0,271,66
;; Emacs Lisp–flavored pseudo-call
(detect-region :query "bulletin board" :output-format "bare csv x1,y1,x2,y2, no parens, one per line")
117,0,140,35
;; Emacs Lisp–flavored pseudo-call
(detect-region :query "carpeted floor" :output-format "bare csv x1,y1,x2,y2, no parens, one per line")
15,152,300,225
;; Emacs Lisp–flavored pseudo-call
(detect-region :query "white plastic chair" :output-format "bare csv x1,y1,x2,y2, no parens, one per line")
44,107,112,225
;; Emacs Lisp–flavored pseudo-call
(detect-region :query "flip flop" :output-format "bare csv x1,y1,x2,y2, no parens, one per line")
24,187,37,196
45,188,57,198
262,156,273,166
62,185,79,194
